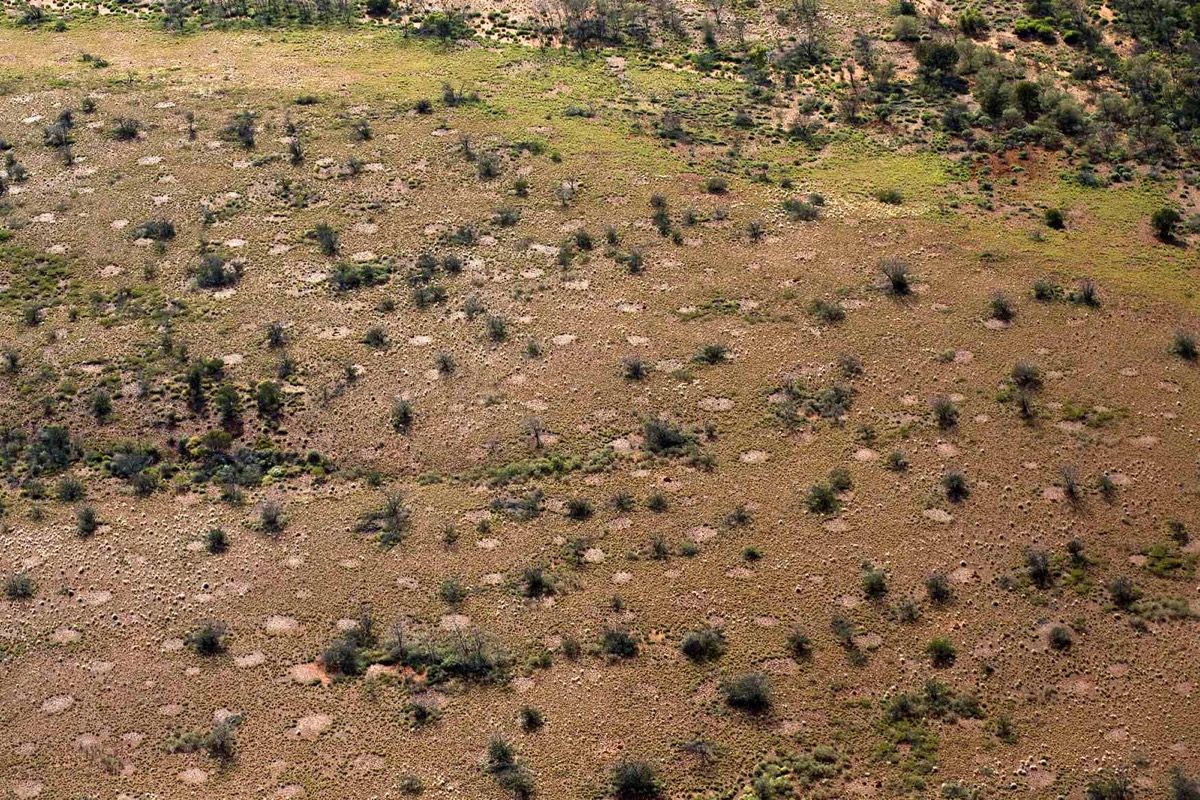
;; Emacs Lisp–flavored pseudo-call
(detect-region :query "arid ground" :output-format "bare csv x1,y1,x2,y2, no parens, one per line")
0,2,1198,798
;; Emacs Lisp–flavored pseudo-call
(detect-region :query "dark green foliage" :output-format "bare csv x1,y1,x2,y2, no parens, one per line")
1107,576,1140,608
5,572,35,600
1152,207,1182,241
521,566,555,598
787,627,812,659
355,494,410,548
1032,279,1062,302
1170,769,1200,800
310,223,339,256
112,117,142,141
519,705,544,732
875,188,904,205
1026,548,1053,589
925,572,952,603
805,482,839,514
1011,361,1042,391
193,253,241,289
187,621,229,655
642,418,694,456
926,637,956,667
1085,772,1132,800
133,219,176,241
1170,330,1197,360
56,475,84,502
205,527,229,554
611,760,661,799
989,293,1015,322
76,504,99,536
601,626,638,658
565,497,593,520
881,258,910,294
391,398,414,433
694,343,730,365
223,111,256,149
1048,625,1073,650
722,672,772,713
862,564,888,599
931,396,958,429
885,450,909,471
680,627,725,662
942,470,970,502
808,298,844,323
1068,279,1100,307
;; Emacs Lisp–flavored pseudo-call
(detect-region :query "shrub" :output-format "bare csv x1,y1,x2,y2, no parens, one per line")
880,258,911,295
391,399,414,433
223,111,256,149
1043,208,1065,229
322,636,363,676
875,188,903,205
787,627,812,659
310,223,339,256
680,627,725,662
521,566,555,599
1026,549,1053,589
205,528,229,554
1170,769,1200,800
622,357,648,380
355,494,410,548
926,637,956,667
989,293,1014,322
493,205,521,227
694,343,730,364
942,470,970,502
1046,623,1075,652
931,396,959,429
784,198,821,221
519,705,544,732
194,253,241,289
1010,361,1042,391
805,483,839,514
601,627,639,658
862,564,888,599
612,760,661,799
704,176,728,194
1084,772,1132,800
808,298,844,323
187,621,229,655
885,450,909,471
486,315,508,343
828,468,852,493
5,572,35,600
925,572,952,603
1032,279,1062,301
259,499,284,534
57,475,85,501
1152,207,1181,241
722,672,772,713
112,117,142,141
364,326,388,349
1068,279,1100,307
565,497,593,520
133,219,176,241
642,418,694,456
1170,330,1198,361
1107,576,1139,609
76,504,99,536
